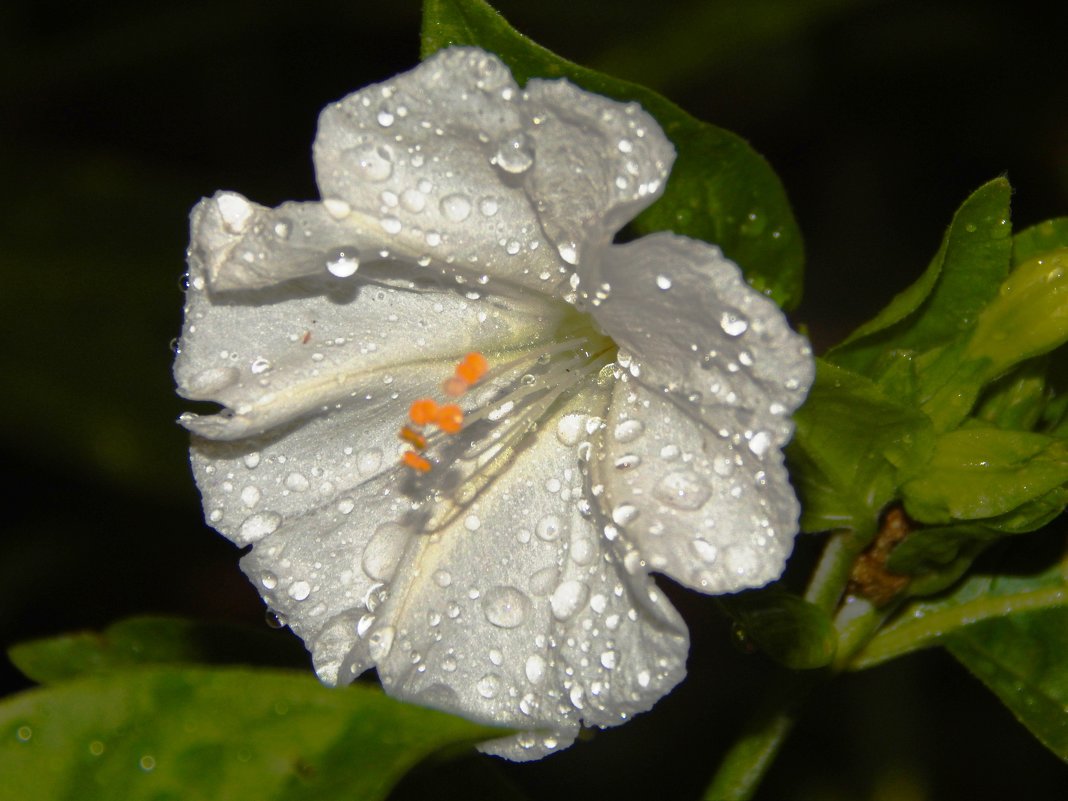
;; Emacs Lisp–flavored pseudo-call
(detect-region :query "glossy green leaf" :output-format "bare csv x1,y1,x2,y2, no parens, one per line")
718,589,836,669
901,427,1068,525
8,617,307,685
850,534,1068,674
974,357,1051,431
948,608,1068,761
787,359,933,536
830,178,1013,378
0,666,503,801
1014,217,1068,266
420,0,804,308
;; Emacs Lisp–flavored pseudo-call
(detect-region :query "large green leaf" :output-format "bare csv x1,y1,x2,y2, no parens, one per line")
420,0,804,308
787,359,933,536
0,666,503,801
948,608,1068,761
830,178,1013,379
8,616,307,684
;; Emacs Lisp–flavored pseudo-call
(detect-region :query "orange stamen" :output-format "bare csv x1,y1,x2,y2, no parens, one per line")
408,398,439,426
456,352,489,385
435,403,464,434
402,451,433,472
442,375,469,397
399,426,427,449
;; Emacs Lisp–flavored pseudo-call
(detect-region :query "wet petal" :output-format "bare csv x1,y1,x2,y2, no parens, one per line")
588,233,814,592
176,200,566,440
354,393,686,761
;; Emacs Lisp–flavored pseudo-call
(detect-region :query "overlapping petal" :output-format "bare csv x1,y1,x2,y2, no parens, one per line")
176,46,813,760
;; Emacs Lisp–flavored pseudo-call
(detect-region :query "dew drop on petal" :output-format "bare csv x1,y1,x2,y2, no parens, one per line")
326,249,360,278
692,538,719,562
720,311,749,337
349,143,394,182
216,192,254,234
611,504,639,526
525,654,547,684
613,419,644,443
493,131,534,174
556,413,587,446
323,198,351,219
550,580,589,621
654,470,711,510
536,515,562,541
482,585,531,628
284,472,310,492
655,274,672,290
476,673,502,698
748,430,772,457
600,650,618,670
368,626,395,660
237,512,281,544
288,580,311,601
362,522,408,581
439,193,472,222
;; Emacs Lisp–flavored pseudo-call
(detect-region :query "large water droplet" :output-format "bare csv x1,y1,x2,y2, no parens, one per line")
654,470,711,510
493,132,534,174
288,580,311,601
237,512,281,544
692,538,718,562
482,585,531,628
611,504,639,526
362,522,408,580
613,419,644,443
719,311,749,337
748,430,772,457
525,654,547,684
556,413,587,446
550,580,589,620
439,193,472,222
349,143,394,182
216,192,253,234
326,248,360,278
536,515,562,541
476,673,502,698
368,626,395,660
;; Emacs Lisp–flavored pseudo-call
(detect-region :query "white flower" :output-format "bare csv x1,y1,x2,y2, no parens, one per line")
174,47,814,760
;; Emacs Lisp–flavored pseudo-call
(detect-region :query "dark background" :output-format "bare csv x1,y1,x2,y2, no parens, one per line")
2,1,1066,798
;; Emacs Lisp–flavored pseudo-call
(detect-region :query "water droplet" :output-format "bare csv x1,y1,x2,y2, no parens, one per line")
188,366,240,394
349,143,393,182
362,522,408,580
368,626,395,660
434,570,452,587
599,650,618,670
237,512,281,544
637,669,651,688
377,108,395,127
284,472,309,492
139,755,156,772
400,188,426,213
476,673,501,698
326,248,360,278
550,580,589,620
525,654,547,683
479,196,499,216
337,497,355,514
288,580,311,601
536,515,562,541
570,537,595,565
380,216,402,235
556,413,587,446
358,448,383,476
612,504,639,526
482,586,531,628
493,131,535,174
654,470,711,510
240,485,261,508
656,274,672,290
440,193,472,222
216,192,253,234
323,198,351,219
613,419,644,443
748,430,771,457
692,538,718,562
720,311,749,337
557,241,579,265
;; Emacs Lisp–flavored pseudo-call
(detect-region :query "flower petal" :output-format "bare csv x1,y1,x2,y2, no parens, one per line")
313,48,673,295
588,233,814,593
176,195,566,440
355,394,687,761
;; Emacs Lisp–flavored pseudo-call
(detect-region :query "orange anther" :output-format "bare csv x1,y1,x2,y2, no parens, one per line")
399,426,427,449
435,403,464,434
442,375,470,398
408,398,439,426
402,451,433,473
456,352,489,385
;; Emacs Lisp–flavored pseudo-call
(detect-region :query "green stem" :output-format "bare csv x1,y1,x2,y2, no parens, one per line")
702,673,817,801
702,528,870,800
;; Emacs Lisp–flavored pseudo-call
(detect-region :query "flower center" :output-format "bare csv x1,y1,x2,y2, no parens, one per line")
397,320,616,532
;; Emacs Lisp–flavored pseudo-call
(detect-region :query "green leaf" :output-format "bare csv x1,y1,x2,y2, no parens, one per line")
948,608,1068,761
1014,217,1068,266
830,178,1013,378
718,589,836,669
850,535,1068,673
900,426,1068,525
0,666,503,801
8,617,308,685
787,359,934,536
420,0,804,308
